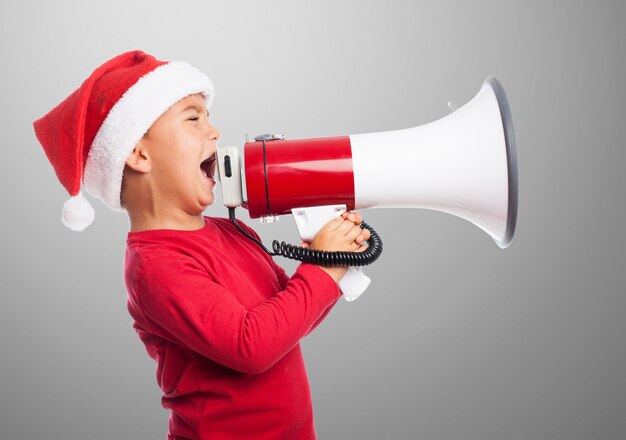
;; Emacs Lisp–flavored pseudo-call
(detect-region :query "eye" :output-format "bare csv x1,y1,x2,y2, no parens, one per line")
187,116,200,122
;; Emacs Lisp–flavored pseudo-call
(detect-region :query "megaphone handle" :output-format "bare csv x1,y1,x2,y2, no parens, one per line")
338,267,371,302
291,205,371,302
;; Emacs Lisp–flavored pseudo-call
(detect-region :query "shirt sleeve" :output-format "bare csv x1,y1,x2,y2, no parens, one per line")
134,256,341,375
270,258,340,335
235,219,341,335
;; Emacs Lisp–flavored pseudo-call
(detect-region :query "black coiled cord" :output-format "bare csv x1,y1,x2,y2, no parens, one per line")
228,208,383,267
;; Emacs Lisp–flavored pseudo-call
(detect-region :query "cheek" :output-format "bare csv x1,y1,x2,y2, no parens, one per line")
153,140,196,176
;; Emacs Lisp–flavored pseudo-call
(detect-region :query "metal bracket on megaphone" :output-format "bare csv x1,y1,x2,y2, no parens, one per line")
215,144,382,302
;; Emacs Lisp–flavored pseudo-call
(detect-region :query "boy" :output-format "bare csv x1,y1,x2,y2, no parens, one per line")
34,50,370,440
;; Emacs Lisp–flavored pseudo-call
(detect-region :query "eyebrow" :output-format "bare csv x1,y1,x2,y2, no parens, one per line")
181,105,210,116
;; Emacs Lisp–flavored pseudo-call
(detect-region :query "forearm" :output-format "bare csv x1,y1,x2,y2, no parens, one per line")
316,265,348,283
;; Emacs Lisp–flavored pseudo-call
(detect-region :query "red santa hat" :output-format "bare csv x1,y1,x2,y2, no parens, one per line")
33,50,214,231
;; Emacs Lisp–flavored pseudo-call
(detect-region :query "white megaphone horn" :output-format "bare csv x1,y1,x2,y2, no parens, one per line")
217,76,518,300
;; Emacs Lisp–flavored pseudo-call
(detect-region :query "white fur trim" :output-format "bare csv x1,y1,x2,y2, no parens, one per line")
83,61,214,211
62,192,95,231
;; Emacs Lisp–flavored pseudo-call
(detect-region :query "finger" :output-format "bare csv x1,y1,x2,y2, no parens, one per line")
344,224,364,241
342,211,361,224
299,242,310,248
356,228,371,244
350,239,367,251
321,215,345,232
329,218,355,235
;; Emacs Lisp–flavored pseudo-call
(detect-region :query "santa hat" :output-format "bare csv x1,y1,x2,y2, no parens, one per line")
33,50,214,231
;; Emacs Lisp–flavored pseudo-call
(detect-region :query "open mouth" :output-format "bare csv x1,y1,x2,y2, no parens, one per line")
200,154,216,180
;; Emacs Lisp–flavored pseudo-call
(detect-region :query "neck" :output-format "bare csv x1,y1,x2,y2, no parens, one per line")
123,182,206,232
122,169,209,232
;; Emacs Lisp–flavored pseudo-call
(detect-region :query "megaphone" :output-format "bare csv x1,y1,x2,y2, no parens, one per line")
217,76,518,299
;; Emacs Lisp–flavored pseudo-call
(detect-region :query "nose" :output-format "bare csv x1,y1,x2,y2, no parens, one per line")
206,123,220,141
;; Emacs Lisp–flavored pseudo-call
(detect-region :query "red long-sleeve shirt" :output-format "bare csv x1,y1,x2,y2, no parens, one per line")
124,216,341,440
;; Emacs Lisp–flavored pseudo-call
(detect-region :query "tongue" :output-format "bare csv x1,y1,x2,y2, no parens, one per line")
200,159,213,179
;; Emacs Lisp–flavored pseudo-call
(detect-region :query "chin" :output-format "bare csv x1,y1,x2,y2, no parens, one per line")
198,196,215,210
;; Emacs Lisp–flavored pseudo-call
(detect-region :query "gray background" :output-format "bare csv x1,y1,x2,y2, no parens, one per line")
1,0,624,439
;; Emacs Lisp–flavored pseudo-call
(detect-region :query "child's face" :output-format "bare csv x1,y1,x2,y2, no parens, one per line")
138,93,220,213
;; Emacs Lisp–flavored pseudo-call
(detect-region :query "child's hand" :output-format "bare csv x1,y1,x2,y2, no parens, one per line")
301,211,371,282
339,211,371,249
307,211,370,252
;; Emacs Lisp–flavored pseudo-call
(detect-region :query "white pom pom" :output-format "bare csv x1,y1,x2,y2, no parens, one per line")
62,192,95,231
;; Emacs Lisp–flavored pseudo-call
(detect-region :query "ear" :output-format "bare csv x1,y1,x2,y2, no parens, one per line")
125,142,151,173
